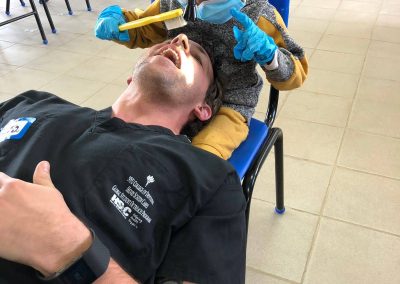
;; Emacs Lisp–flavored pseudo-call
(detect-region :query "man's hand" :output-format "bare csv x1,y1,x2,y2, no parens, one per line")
231,8,278,65
95,5,130,42
0,161,91,276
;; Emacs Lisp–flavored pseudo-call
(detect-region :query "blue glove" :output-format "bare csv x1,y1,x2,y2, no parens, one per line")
231,8,277,65
95,5,130,42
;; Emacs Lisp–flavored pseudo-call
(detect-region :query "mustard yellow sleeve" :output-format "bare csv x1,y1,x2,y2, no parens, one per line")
192,107,249,160
117,0,168,49
256,11,308,90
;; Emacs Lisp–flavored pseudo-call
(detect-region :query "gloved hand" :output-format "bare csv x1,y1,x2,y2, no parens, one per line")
95,5,130,42
231,8,278,65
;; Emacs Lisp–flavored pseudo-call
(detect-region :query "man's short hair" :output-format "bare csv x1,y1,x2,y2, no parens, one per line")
181,44,223,139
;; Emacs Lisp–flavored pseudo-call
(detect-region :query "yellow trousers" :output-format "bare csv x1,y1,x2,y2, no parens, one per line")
192,107,249,160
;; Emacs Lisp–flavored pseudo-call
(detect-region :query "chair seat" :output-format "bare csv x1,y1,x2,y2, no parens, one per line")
229,118,269,179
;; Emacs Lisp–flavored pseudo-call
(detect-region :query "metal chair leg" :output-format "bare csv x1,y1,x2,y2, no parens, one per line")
6,0,11,15
242,127,285,230
40,0,56,33
28,0,47,44
85,0,91,11
1,0,49,44
65,0,73,15
274,129,285,214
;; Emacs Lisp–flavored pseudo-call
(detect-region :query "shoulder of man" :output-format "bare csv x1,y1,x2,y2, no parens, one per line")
172,137,242,190
0,90,61,116
1,90,70,110
0,90,94,126
140,131,241,192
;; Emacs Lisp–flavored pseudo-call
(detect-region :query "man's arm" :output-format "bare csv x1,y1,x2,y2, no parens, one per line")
0,161,138,283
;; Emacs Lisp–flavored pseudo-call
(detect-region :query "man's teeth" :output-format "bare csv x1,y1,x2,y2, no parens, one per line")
161,48,180,67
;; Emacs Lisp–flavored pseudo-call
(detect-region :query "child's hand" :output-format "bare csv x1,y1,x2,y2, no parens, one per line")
231,8,277,65
94,5,130,42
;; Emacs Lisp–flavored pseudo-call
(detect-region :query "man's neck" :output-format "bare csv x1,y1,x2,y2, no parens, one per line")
111,89,189,135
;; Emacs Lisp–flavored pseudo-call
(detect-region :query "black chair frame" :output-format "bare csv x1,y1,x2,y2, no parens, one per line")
242,86,285,230
64,0,91,15
1,0,55,44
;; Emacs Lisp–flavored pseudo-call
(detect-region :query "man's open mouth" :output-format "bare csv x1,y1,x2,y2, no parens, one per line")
160,48,181,69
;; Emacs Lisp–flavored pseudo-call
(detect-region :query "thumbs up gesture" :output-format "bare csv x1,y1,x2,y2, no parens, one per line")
0,161,91,276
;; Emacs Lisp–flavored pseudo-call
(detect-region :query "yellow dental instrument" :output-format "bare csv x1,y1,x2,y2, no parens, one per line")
119,9,187,31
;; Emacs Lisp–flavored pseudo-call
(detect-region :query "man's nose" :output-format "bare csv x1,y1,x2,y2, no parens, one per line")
171,34,190,54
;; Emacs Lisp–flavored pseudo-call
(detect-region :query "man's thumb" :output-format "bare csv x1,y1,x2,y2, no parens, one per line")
33,161,55,188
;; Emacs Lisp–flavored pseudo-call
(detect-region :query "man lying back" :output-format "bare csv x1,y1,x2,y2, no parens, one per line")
0,34,246,284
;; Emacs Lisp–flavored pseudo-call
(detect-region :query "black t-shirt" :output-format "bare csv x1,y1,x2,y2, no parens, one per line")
0,91,246,284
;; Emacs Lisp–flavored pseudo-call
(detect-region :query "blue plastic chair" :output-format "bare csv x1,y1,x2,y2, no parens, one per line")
228,0,290,227
229,88,285,227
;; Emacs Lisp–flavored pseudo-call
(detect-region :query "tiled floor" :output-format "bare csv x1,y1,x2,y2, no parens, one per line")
1,0,400,283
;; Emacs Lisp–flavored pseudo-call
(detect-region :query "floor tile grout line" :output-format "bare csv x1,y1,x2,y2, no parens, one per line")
278,115,349,129
307,65,400,80
19,51,98,80
246,265,300,284
251,197,321,217
297,84,359,100
280,154,336,167
310,46,400,58
314,47,369,57
334,164,400,181
307,63,363,77
344,126,400,141
278,115,400,141
256,2,342,271
251,198,400,239
301,1,387,281
322,26,375,41
271,152,400,182
362,73,400,82
345,0,390,141
321,215,400,239
298,0,382,281
9,60,106,99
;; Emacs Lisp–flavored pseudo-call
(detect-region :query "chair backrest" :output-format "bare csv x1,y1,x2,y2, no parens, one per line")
228,86,278,178
229,118,269,179
267,0,290,26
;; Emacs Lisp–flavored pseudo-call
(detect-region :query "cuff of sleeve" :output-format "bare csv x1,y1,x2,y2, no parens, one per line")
262,50,279,71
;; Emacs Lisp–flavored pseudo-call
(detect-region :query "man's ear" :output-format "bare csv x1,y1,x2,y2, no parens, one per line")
193,103,212,121
127,76,133,85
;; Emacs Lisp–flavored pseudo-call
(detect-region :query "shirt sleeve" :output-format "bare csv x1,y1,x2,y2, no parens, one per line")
118,0,168,49
256,10,309,90
155,172,247,284
0,90,54,118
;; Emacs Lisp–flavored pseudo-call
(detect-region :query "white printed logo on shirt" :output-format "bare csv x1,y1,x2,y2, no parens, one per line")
109,176,155,229
145,175,155,187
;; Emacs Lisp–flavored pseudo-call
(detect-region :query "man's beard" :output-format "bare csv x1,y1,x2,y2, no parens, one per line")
133,58,187,105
